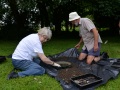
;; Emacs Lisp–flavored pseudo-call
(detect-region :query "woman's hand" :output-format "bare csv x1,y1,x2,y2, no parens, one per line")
53,62,61,67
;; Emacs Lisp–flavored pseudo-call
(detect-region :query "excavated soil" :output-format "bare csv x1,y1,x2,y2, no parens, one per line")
52,57,85,84
56,63,84,84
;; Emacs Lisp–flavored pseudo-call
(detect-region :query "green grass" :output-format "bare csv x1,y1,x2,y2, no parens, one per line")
0,36,120,90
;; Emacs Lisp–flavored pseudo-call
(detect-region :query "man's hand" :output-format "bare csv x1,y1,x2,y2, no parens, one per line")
53,62,61,67
75,43,80,49
94,45,99,52
75,38,82,49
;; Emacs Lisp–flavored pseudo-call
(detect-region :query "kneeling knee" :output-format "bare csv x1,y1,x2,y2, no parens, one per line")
36,67,45,75
86,59,93,64
39,68,45,74
86,61,92,65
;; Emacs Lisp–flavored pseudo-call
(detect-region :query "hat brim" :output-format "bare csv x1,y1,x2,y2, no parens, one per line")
69,16,80,21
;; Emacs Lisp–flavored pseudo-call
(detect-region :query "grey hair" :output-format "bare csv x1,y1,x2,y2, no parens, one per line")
38,27,52,40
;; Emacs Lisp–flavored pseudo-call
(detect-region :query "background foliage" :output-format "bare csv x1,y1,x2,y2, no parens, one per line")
0,0,120,39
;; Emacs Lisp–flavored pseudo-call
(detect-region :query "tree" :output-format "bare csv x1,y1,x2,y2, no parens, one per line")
92,0,120,35
0,0,120,39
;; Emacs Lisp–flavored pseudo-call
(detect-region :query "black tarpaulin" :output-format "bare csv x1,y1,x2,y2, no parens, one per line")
40,48,120,90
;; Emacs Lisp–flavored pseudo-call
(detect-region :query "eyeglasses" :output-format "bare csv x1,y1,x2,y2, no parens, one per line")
43,35,49,41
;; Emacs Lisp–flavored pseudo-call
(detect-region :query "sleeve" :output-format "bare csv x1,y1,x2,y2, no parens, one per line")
33,43,44,54
84,18,96,31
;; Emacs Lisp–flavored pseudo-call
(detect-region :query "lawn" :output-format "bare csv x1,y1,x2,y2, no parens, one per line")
0,36,120,90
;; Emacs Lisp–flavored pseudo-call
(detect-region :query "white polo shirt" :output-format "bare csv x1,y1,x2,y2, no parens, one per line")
12,34,44,61
79,18,102,51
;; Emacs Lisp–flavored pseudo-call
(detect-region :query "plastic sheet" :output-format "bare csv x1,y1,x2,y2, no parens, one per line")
0,56,6,63
41,48,119,90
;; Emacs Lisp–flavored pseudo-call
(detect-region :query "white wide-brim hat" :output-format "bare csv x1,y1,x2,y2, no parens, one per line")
69,12,80,21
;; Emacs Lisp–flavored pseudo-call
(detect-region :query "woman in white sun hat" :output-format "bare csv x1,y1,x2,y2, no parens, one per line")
69,12,103,64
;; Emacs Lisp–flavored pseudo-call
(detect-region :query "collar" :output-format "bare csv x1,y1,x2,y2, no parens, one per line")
79,18,81,24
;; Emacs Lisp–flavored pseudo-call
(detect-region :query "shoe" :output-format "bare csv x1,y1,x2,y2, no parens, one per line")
100,52,109,60
7,71,19,80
